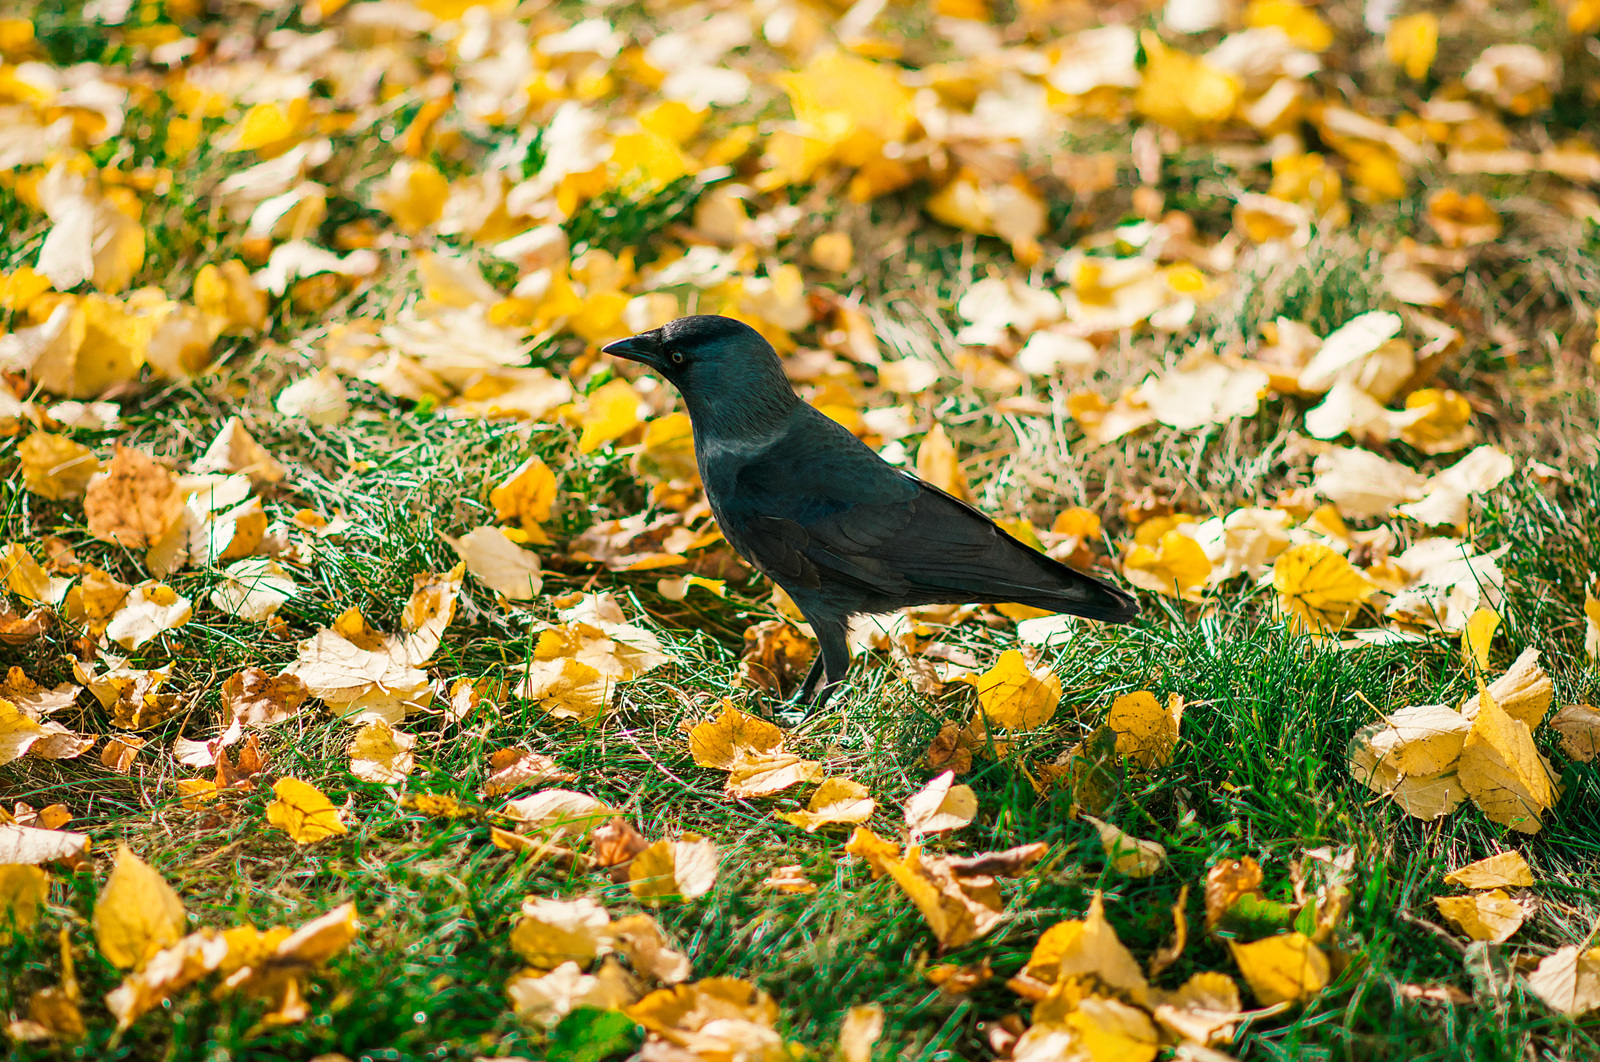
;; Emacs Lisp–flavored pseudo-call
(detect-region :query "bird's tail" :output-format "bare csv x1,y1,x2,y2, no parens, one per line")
995,554,1141,624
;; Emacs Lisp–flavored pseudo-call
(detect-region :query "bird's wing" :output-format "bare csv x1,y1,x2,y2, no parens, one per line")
721,417,1049,602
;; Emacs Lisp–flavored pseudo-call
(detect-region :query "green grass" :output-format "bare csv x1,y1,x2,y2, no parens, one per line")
5,0,1600,1058
5,447,1600,1060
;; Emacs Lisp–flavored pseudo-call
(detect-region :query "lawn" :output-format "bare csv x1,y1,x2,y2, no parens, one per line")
2,1,1600,1060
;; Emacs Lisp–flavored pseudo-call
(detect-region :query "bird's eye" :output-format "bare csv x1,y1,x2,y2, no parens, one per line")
670,351,686,365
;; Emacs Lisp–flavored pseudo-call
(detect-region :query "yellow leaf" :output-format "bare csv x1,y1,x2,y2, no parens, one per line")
1228,933,1328,1006
629,836,719,902
1462,608,1500,672
1400,388,1477,454
1386,13,1438,79
1025,894,1149,1003
491,455,558,527
811,231,854,273
226,99,309,153
265,777,347,844
724,748,824,798
450,526,544,601
103,581,193,650
1066,995,1160,1062
1271,542,1375,634
1244,0,1333,50
1135,33,1240,136
577,378,642,454
1433,890,1526,943
840,1003,885,1062
1122,531,1211,601
1148,970,1245,1046
348,720,416,783
688,701,784,771
92,845,186,969
1526,946,1600,1017
972,649,1060,729
374,160,449,234
774,51,915,157
1106,691,1184,770
1458,688,1557,834
1474,647,1553,729
1081,815,1167,878
509,896,612,970
0,864,48,944
915,423,970,501
778,777,876,832
904,771,978,838
18,433,100,500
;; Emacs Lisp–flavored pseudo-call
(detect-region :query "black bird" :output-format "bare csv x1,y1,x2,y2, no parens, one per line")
604,315,1138,714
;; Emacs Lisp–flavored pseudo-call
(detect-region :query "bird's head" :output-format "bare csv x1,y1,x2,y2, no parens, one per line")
603,315,799,427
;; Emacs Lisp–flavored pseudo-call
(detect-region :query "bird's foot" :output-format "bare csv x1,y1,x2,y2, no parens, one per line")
769,703,810,728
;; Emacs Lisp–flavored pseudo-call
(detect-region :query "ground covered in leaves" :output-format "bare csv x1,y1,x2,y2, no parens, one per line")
3,0,1600,1059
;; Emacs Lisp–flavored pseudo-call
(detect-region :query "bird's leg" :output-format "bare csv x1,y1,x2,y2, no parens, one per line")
791,652,827,705
803,622,853,708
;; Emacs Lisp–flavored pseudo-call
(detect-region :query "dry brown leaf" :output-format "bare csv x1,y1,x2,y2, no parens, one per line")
222,668,309,727
1552,704,1600,762
1526,945,1600,1017
481,748,575,797
84,445,184,549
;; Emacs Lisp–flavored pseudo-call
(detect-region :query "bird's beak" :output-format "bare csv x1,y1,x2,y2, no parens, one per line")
602,332,666,371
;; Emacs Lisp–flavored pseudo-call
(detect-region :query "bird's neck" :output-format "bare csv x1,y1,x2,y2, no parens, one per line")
681,381,802,441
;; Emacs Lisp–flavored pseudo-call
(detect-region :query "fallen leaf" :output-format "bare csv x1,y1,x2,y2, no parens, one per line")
265,777,347,844
1552,704,1600,762
84,446,183,549
611,913,692,985
1228,933,1328,1006
1082,815,1167,877
223,668,310,727
0,864,48,943
840,1003,885,1062
630,835,719,902
1526,945,1600,1017
1272,542,1375,634
1106,691,1185,770
510,896,612,969
1458,688,1558,834
104,581,193,650
449,526,544,600
915,424,971,502
348,720,416,783
778,777,876,833
210,557,298,622
689,700,784,770
19,432,100,500
971,649,1061,729
905,771,978,838
724,747,824,798
1024,893,1149,1003
1443,851,1534,890
502,790,617,842
482,748,575,797
506,958,639,1025
93,845,186,970
1433,890,1526,943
